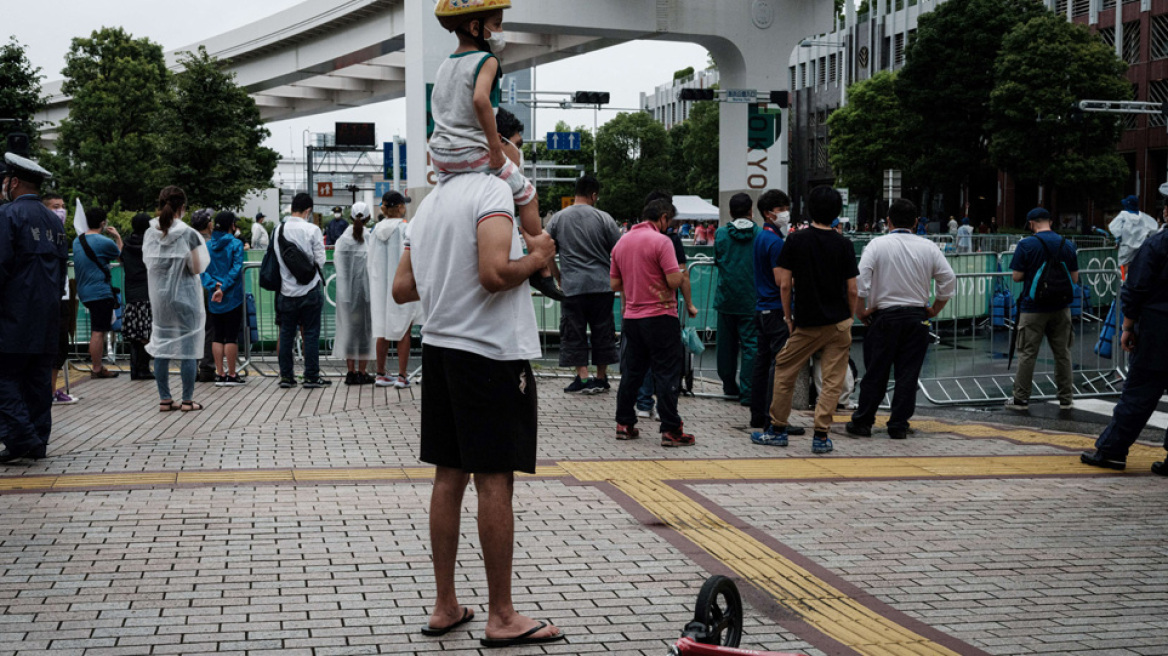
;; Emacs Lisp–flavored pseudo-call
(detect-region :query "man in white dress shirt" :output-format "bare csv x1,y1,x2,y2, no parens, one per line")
847,198,957,440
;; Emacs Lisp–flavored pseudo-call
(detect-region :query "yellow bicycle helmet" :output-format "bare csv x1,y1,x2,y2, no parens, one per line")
434,0,512,17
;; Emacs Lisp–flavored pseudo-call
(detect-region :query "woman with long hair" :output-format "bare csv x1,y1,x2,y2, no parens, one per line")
145,186,210,412
120,213,154,380
333,202,375,385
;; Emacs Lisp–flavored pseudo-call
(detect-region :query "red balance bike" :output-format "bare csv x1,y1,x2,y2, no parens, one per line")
670,576,805,656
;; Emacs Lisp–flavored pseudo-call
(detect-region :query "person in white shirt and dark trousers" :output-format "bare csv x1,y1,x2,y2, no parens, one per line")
275,193,330,389
848,199,957,440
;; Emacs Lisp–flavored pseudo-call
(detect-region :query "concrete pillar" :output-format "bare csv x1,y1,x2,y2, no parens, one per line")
404,0,454,214
1116,0,1124,60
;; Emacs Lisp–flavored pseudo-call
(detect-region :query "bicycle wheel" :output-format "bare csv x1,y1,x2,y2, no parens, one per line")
691,575,744,647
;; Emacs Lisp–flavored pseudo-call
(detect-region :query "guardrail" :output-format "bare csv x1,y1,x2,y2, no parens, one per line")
917,268,1125,405
61,242,1128,407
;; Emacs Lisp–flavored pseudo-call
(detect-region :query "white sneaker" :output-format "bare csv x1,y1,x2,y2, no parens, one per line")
1059,400,1075,410
636,409,651,419
1004,397,1030,411
394,375,411,389
375,375,394,388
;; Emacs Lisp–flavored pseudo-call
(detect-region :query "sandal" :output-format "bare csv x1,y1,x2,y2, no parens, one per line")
159,400,177,413
180,401,205,413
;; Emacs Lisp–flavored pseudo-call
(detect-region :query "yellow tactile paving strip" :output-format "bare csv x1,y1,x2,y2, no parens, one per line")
1,418,1159,655
612,478,962,656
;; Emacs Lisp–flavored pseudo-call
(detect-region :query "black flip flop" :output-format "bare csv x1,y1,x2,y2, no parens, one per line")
420,607,474,637
479,621,565,648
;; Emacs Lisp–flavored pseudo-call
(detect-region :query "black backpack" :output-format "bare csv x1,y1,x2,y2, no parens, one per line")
1028,235,1074,308
264,223,322,289
258,233,282,292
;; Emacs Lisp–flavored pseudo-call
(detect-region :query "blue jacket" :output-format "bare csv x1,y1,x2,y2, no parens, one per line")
753,222,785,313
0,195,68,354
201,231,245,313
1122,228,1168,371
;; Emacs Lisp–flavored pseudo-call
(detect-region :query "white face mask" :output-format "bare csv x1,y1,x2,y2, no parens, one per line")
53,208,67,224
487,30,507,53
773,210,791,233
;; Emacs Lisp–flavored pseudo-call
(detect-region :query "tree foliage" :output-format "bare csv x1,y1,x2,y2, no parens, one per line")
679,100,719,201
157,47,279,210
54,27,170,210
0,38,44,153
595,112,673,220
988,14,1130,196
827,71,907,198
896,0,1046,190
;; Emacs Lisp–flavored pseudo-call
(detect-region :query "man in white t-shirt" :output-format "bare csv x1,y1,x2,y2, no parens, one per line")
392,173,560,644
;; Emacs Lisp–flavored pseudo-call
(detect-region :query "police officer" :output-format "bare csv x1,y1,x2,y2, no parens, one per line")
1081,226,1168,475
0,153,67,463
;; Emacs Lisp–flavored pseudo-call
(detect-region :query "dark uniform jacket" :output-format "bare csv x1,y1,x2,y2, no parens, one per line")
0,195,68,354
1122,228,1168,371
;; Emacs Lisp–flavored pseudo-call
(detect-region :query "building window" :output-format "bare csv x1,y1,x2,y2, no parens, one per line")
810,60,817,89
1055,0,1068,15
1096,26,1116,50
1152,15,1168,60
818,57,827,87
829,53,837,84
1102,0,1116,8
894,33,905,66
1072,0,1089,16
1150,80,1168,127
790,66,797,92
1123,20,1141,64
882,37,891,70
1125,83,1139,130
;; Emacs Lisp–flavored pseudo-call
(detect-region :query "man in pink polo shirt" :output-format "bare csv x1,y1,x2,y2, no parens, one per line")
610,199,694,447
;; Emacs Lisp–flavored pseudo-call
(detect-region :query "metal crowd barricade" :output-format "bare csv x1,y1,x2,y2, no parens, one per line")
916,268,1125,405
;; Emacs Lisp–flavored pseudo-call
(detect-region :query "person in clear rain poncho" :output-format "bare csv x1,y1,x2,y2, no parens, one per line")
145,186,210,412
1110,195,1158,273
369,192,421,388
333,202,376,385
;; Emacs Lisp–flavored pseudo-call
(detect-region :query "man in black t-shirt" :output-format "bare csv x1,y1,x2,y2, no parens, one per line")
751,187,858,454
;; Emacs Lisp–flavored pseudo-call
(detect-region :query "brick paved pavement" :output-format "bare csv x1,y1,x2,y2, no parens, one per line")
0,373,1165,655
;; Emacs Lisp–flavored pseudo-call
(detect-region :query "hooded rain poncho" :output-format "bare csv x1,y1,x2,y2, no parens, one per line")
1109,208,1158,267
145,220,209,360
369,219,422,341
333,225,376,360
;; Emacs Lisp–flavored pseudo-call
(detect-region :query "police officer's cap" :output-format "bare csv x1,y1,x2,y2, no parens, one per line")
2,153,53,182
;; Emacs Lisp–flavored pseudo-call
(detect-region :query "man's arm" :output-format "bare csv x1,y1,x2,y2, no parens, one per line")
1011,270,1025,283
778,267,794,327
312,227,327,267
679,269,697,318
392,249,420,304
477,215,554,293
854,250,874,323
846,278,858,321
929,254,957,319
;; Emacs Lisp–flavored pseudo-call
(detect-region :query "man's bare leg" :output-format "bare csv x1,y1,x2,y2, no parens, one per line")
397,333,412,378
428,466,474,630
475,472,561,641
376,338,389,376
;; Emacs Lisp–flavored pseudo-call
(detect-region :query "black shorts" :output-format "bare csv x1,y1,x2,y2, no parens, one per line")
209,305,244,344
559,292,619,368
83,298,117,333
420,344,538,474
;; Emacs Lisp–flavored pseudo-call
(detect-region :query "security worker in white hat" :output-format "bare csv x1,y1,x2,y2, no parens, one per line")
0,153,68,463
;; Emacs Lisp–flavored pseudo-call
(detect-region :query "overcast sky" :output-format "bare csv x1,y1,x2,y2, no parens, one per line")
21,0,710,158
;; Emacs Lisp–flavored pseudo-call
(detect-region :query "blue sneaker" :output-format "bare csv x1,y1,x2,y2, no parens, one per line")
751,425,788,447
812,435,834,454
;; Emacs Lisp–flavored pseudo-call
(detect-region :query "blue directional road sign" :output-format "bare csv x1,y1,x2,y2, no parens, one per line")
546,131,582,151
383,142,408,181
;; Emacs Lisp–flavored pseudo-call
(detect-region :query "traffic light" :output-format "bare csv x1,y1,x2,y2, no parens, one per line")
769,91,790,109
573,91,611,105
679,88,716,102
5,132,29,157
